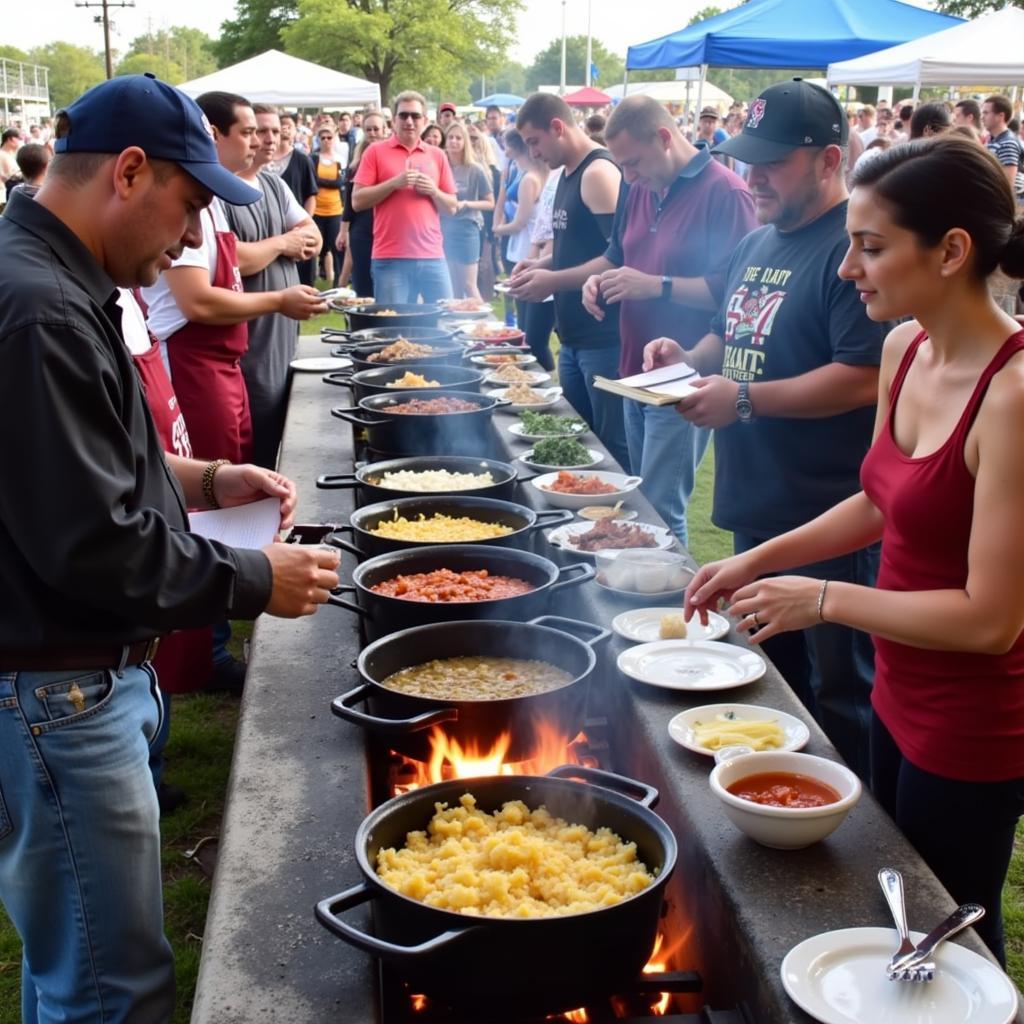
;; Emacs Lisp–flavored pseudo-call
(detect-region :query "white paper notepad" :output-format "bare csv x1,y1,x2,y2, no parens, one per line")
188,497,282,549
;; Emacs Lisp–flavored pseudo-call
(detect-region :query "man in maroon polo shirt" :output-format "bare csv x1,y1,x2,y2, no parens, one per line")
351,89,457,303
581,95,756,545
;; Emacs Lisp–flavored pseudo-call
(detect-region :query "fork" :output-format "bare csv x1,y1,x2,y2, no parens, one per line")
887,902,986,981
878,868,920,976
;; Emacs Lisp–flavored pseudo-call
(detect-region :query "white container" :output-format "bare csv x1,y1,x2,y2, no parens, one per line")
595,549,693,594
709,750,861,850
529,471,643,511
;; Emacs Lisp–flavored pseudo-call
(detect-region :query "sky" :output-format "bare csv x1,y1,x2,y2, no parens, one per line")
4,0,937,68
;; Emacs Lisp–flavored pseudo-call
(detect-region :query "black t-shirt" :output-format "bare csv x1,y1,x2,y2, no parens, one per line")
278,149,318,209
552,148,621,349
709,201,886,537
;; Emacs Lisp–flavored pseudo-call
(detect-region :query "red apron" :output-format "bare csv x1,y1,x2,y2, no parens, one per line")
166,213,253,463
130,290,213,694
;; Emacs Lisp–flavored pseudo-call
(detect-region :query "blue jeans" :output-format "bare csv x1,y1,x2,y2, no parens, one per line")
0,664,175,1023
558,345,631,472
734,533,880,783
371,258,453,304
624,399,710,548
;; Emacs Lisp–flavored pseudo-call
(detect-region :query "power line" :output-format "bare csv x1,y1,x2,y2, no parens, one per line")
74,0,136,79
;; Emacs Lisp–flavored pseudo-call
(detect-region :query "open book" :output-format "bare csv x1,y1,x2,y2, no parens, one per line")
593,362,701,406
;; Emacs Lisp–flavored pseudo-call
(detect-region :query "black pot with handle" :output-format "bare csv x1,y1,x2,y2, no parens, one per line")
325,543,594,641
331,614,607,761
321,325,458,347
332,302,443,333
326,494,572,558
314,764,677,1016
316,455,520,505
321,363,484,403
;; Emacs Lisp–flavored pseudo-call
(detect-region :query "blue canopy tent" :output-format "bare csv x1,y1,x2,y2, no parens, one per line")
474,93,525,108
625,0,962,112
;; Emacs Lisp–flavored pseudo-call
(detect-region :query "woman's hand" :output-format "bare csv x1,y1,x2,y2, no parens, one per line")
727,576,824,644
684,551,760,624
213,464,299,532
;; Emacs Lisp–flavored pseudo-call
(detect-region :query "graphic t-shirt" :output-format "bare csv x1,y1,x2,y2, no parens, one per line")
709,201,886,536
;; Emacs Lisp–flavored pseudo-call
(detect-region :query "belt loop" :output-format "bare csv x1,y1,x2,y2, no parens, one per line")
116,644,130,678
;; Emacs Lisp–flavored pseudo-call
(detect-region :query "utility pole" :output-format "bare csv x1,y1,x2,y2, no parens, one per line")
75,0,136,79
559,0,567,95
585,0,592,88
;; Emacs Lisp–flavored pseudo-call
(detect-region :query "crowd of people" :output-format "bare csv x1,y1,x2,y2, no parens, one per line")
1,67,1024,1022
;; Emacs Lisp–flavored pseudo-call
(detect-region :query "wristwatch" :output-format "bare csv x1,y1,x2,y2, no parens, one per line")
735,381,755,423
660,275,672,300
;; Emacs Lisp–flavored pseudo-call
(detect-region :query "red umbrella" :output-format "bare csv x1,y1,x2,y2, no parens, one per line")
563,86,612,106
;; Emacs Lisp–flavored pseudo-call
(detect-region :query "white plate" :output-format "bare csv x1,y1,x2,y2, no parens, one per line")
617,640,765,691
470,353,538,368
508,419,587,440
520,448,604,472
484,369,552,387
612,607,730,643
438,303,493,317
549,520,672,557
291,356,353,372
781,927,1017,1024
494,281,513,293
668,702,809,757
488,387,563,410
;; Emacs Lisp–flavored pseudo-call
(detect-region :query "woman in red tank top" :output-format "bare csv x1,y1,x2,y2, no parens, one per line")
685,135,1024,961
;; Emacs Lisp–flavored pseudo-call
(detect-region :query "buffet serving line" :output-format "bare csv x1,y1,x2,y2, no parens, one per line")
190,308,1020,1024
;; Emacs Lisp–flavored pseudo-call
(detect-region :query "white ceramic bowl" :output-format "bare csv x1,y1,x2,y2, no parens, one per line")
529,471,643,510
709,750,861,850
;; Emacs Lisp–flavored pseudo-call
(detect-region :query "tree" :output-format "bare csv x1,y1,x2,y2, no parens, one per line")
120,26,217,83
471,59,526,102
27,42,106,110
282,0,523,107
935,0,1023,15
0,46,31,63
214,0,300,68
525,36,624,92
689,6,723,23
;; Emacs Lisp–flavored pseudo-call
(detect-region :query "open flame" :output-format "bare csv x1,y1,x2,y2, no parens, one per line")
642,932,673,1016
410,993,428,1012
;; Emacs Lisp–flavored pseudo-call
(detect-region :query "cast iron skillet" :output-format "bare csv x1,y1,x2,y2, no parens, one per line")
331,301,443,332
314,763,677,1016
321,363,484,402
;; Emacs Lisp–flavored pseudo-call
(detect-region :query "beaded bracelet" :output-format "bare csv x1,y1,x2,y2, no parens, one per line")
816,579,829,622
202,459,231,509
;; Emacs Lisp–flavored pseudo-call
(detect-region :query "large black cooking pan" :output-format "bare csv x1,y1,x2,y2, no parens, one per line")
326,338,465,374
316,455,519,505
330,301,443,332
325,544,594,641
321,363,484,403
314,764,677,1015
332,615,606,761
322,326,457,347
330,390,504,458
327,494,572,558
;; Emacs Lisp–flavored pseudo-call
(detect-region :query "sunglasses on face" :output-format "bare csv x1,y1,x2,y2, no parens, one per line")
396,111,424,121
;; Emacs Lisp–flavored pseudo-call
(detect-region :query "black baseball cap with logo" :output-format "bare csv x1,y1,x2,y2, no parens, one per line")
713,78,847,164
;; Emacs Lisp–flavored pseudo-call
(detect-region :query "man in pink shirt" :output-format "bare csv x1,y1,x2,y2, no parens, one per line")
352,89,458,302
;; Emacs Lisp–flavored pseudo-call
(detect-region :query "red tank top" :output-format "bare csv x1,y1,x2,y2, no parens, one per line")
860,329,1024,781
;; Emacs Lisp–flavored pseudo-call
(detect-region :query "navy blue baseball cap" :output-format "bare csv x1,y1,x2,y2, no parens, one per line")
54,74,260,205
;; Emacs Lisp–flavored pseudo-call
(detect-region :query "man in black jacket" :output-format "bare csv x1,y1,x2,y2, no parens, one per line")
0,74,339,1023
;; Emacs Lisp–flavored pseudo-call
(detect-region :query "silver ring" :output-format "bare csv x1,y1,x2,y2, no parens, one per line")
752,611,760,628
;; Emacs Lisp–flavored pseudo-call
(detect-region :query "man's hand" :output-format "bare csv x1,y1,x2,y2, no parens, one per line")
213,464,299,531
598,266,659,304
412,172,438,197
510,257,539,278
278,285,330,320
674,375,741,429
582,273,605,321
279,226,319,262
508,267,556,302
261,543,341,618
391,168,419,190
642,336,687,371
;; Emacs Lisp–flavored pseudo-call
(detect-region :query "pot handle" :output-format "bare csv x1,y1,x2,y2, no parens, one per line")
527,615,611,648
285,522,345,545
323,526,361,558
315,882,477,958
326,585,368,617
331,684,460,733
545,764,660,810
550,562,596,593
529,508,574,532
321,371,354,387
316,473,358,490
331,406,380,427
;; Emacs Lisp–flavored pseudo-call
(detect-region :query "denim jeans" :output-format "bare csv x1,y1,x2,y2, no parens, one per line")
557,345,631,472
0,664,175,1023
734,533,880,783
371,258,453,304
624,399,710,548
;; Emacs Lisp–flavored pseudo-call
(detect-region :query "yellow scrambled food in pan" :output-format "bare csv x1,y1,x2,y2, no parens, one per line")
368,511,513,542
376,793,655,918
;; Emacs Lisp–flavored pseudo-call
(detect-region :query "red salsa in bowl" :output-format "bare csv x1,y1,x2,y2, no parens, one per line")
726,771,840,809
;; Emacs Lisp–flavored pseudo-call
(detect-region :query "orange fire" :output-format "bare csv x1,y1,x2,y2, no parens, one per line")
556,1011,590,1023
410,993,428,1012
392,719,592,792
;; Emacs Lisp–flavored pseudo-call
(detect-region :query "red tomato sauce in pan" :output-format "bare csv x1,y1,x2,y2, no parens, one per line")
727,771,841,808
370,568,534,602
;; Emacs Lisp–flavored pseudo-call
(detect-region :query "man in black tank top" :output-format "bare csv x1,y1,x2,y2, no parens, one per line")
509,92,630,471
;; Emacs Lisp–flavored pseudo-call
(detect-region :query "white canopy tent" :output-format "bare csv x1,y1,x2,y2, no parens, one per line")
609,79,734,108
827,7,1024,90
178,50,381,109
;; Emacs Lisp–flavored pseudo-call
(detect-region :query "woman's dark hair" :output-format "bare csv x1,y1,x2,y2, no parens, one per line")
909,101,951,140
850,134,1024,280
503,128,527,156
